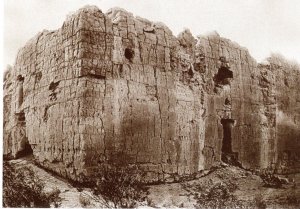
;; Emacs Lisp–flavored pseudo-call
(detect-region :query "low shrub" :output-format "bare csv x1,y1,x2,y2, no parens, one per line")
286,194,300,206
192,182,248,209
3,161,61,207
79,193,91,207
92,164,148,208
260,173,287,188
253,194,267,209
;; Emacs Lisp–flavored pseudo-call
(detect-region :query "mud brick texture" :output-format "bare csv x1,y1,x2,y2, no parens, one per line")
4,6,300,182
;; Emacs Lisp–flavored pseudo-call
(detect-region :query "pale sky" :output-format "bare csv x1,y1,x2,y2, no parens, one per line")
2,0,300,69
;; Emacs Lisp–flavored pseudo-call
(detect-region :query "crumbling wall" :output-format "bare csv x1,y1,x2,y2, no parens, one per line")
195,33,277,170
77,7,206,181
3,68,13,157
269,57,300,174
3,11,95,179
3,5,300,182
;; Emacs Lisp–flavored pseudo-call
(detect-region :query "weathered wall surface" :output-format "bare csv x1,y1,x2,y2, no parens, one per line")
269,57,300,173
4,69,13,156
3,5,300,182
197,34,277,170
4,12,92,179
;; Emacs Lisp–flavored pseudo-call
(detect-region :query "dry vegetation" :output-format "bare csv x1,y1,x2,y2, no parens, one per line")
3,159,300,208
3,161,61,207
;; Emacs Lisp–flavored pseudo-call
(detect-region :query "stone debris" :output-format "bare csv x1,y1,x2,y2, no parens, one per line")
3,5,300,182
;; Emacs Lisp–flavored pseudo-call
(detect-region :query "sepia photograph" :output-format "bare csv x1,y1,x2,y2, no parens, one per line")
2,0,300,208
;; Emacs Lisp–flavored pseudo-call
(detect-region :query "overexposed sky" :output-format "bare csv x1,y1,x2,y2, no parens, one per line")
3,0,300,69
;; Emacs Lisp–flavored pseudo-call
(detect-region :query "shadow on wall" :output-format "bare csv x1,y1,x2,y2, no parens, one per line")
14,112,33,158
276,111,300,172
277,123,300,170
214,57,233,86
220,119,241,166
106,113,151,165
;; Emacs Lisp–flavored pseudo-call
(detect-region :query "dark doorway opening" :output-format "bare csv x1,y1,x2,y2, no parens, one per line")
16,142,33,158
221,118,240,165
221,118,234,154
15,111,33,158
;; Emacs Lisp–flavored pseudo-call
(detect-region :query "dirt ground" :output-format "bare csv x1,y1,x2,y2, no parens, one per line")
147,165,300,208
8,159,300,208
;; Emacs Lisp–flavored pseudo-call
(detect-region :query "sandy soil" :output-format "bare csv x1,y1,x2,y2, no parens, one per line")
8,159,300,208
147,165,300,208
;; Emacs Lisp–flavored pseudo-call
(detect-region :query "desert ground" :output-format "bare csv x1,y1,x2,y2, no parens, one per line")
7,156,300,208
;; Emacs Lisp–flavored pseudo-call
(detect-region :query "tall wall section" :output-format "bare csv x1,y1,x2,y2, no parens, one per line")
3,9,101,179
269,57,300,173
3,5,299,182
197,34,277,170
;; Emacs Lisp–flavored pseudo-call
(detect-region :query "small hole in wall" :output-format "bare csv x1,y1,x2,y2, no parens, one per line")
35,72,42,83
16,111,25,122
214,67,233,85
187,67,194,76
49,81,60,91
49,81,60,101
124,48,135,62
219,56,227,63
17,75,24,81
284,78,289,87
214,56,233,87
225,98,231,105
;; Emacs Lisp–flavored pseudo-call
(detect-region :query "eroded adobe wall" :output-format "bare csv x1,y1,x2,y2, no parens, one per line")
75,7,206,181
3,68,13,156
195,34,277,170
3,10,103,179
3,5,299,182
270,58,300,174
56,6,278,181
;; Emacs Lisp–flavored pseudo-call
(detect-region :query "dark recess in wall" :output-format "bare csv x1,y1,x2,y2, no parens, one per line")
125,48,135,62
214,67,233,85
221,118,241,166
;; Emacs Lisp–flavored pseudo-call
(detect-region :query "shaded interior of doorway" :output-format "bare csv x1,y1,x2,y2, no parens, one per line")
221,118,239,165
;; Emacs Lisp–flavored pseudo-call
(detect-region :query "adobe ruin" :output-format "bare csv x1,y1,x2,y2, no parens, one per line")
3,6,300,182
